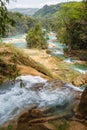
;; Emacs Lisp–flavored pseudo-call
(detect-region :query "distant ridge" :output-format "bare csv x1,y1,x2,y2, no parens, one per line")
34,3,62,18
9,8,39,16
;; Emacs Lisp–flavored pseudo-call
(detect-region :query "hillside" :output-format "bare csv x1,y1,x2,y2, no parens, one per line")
0,44,53,84
4,12,36,37
9,8,39,16
34,3,62,18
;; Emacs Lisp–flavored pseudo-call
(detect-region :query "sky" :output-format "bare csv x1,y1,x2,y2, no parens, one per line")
7,0,81,9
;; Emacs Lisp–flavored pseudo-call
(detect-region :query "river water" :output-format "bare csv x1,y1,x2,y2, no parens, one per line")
2,33,87,74
0,75,82,125
1,32,87,125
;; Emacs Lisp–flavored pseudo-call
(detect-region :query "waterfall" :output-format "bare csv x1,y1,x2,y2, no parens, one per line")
0,75,82,125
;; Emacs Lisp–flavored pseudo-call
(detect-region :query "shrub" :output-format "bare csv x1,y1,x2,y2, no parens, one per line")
26,24,48,49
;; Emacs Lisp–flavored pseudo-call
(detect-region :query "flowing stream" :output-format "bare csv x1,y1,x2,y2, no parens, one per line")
1,32,87,125
0,75,82,125
48,33,87,74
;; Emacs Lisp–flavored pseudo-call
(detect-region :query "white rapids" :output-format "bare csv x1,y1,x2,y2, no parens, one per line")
74,68,87,74
0,75,82,125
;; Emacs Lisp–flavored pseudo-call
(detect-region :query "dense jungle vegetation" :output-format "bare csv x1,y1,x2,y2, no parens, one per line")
0,0,87,50
26,24,48,49
35,1,87,51
6,12,36,36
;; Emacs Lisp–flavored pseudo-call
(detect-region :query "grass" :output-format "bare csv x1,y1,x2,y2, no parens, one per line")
53,56,80,83
0,43,54,84
8,44,54,77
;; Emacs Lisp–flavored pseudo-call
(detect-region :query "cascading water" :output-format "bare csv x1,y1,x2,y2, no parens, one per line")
2,32,87,74
48,34,64,57
1,32,87,125
2,34,27,48
0,75,82,125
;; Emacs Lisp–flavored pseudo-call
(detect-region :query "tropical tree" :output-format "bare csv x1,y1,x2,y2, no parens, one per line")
5,12,36,36
26,24,48,49
0,0,15,38
0,0,9,37
56,2,87,51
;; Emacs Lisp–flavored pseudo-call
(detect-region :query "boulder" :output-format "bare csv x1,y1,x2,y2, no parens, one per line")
76,86,87,118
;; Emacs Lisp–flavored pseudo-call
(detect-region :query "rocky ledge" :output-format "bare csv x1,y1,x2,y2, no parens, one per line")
75,86,87,119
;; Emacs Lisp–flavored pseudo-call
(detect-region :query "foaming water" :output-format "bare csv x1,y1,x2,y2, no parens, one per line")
0,75,82,125
74,68,87,74
65,83,83,92
63,58,81,64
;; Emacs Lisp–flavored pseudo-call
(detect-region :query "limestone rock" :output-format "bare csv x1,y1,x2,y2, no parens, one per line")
73,73,87,86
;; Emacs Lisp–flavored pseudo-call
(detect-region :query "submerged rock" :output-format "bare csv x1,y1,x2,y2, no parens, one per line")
31,83,45,91
49,80,65,88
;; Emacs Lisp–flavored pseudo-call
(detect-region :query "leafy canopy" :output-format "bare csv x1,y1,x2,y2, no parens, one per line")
26,24,48,49
0,0,15,38
55,2,87,50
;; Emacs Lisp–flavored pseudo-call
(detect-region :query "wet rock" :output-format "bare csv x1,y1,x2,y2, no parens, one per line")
10,107,43,130
18,111,30,123
31,83,45,91
18,106,43,123
75,86,87,118
31,80,65,92
73,73,87,86
30,109,43,118
47,80,65,89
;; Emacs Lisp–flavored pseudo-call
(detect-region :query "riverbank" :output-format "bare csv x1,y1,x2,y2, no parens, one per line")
0,83,87,130
0,43,87,86
0,76,87,130
0,44,53,84
64,49,87,61
23,48,87,86
0,39,87,130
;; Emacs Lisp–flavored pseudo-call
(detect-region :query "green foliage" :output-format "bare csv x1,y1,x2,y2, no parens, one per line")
34,4,61,18
0,0,9,37
56,2,87,51
0,0,15,38
5,12,36,37
20,80,26,88
39,17,56,31
0,58,19,84
34,3,62,31
0,44,54,84
26,24,48,49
